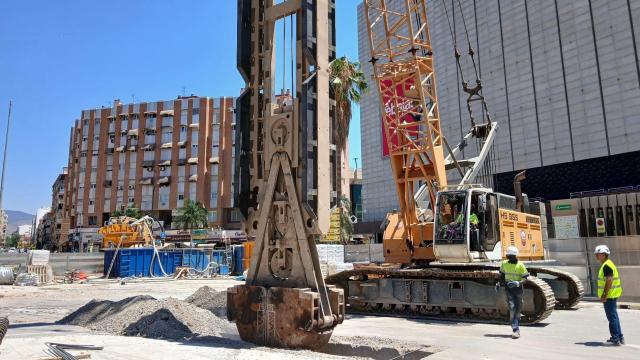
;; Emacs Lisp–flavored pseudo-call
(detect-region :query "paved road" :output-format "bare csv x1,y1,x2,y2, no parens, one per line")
1,279,639,359
333,302,640,359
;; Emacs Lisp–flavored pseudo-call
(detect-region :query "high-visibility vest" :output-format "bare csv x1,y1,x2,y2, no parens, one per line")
598,259,622,299
500,260,529,282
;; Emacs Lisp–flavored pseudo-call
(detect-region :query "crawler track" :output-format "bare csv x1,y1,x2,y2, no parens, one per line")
527,266,584,309
325,267,556,324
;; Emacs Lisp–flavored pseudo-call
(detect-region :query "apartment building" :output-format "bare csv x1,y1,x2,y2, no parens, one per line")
50,168,69,249
62,96,238,230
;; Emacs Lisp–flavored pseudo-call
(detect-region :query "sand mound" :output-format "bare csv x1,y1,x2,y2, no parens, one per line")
59,294,235,340
185,286,227,317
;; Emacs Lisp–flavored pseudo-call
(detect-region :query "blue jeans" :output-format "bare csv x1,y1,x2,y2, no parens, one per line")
604,298,624,341
507,285,523,331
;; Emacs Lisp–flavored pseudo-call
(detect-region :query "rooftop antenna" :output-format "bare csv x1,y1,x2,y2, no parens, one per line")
0,100,12,210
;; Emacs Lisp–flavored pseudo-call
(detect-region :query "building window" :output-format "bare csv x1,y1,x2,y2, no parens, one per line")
208,210,217,223
192,108,200,115
178,194,184,200
211,191,218,204
90,183,96,189
88,216,97,225
89,200,94,205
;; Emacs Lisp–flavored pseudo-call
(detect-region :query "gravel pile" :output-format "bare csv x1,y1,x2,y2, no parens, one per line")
185,286,227,317
58,294,235,340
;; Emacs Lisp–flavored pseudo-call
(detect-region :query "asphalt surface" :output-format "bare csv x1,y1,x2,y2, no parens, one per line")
1,279,639,359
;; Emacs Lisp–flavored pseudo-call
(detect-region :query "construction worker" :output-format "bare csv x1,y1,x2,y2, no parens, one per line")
469,204,479,228
594,245,624,345
499,246,529,339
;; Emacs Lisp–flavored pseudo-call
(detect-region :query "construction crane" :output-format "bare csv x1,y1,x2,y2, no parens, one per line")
227,0,345,349
326,0,582,324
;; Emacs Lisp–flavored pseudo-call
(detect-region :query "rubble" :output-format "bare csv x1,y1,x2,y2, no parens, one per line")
185,285,227,317
58,294,235,340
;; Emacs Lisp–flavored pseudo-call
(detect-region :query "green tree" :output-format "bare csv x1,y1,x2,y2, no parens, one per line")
5,233,19,248
173,200,209,246
111,206,143,219
329,56,368,152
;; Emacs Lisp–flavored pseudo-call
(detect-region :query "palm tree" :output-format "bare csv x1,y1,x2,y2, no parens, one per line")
110,206,143,219
330,56,367,235
329,56,368,152
173,199,209,247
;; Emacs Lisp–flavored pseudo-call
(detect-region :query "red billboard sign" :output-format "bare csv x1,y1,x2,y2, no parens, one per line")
380,78,419,157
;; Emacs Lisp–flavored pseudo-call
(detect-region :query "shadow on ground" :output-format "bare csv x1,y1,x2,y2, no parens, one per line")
484,334,513,338
575,341,614,347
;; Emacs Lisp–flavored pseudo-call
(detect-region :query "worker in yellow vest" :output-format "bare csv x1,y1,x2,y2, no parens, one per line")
594,245,624,345
499,246,529,339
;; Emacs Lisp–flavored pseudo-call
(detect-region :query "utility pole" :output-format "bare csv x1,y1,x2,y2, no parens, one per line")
0,100,11,210
353,157,358,180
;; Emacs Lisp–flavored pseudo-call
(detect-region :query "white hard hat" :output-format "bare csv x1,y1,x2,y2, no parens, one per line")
506,246,519,256
594,245,610,255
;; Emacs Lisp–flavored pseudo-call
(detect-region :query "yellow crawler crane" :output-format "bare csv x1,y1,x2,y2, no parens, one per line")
325,0,582,324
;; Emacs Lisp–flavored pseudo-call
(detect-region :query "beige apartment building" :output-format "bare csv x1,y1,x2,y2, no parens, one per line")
62,96,239,231
50,168,69,249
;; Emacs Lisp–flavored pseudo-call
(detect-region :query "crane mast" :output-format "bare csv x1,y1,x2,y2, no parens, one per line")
364,0,447,247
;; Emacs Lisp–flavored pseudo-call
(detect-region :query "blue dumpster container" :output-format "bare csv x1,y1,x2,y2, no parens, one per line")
232,245,244,274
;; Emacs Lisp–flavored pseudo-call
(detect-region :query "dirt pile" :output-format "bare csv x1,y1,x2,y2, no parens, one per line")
185,286,227,317
58,294,235,340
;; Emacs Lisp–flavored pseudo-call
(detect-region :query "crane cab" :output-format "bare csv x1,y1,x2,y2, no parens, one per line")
433,187,544,263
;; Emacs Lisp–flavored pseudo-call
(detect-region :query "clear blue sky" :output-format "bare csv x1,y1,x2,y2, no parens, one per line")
0,0,362,214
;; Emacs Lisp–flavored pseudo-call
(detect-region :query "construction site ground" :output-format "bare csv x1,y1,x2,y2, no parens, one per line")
1,279,639,360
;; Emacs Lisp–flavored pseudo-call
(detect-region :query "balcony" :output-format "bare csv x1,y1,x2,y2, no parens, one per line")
189,122,199,128
161,142,172,149
159,160,171,166
127,129,138,137
209,156,219,164
187,157,198,164
116,146,125,152
142,160,155,167
139,178,153,185
177,141,187,148
142,144,155,151
189,174,198,182
158,176,171,186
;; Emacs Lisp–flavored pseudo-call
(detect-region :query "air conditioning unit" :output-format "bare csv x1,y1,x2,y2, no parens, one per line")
117,186,124,190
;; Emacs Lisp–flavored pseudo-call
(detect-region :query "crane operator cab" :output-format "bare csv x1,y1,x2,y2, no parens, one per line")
434,187,505,263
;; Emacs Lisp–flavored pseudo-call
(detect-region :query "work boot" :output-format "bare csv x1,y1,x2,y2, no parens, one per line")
512,329,520,339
